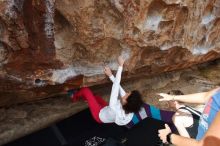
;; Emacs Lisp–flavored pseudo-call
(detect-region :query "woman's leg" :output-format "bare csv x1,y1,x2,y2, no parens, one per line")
94,95,108,106
73,87,107,123
172,110,193,137
172,106,201,138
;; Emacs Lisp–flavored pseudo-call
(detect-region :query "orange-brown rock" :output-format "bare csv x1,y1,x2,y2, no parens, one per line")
0,0,220,106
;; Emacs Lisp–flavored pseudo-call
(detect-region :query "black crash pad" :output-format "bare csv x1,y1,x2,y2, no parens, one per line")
5,109,166,146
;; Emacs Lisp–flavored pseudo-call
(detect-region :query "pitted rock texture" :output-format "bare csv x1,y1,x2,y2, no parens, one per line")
0,0,220,106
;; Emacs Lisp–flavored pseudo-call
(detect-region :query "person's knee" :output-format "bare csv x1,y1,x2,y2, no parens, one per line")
172,114,183,125
81,87,90,92
79,87,94,97
172,111,193,127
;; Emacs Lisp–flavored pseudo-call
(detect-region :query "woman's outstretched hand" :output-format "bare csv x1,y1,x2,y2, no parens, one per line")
118,56,125,66
158,93,174,101
104,66,113,77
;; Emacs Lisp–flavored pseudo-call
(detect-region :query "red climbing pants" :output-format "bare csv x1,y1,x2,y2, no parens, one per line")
73,87,107,123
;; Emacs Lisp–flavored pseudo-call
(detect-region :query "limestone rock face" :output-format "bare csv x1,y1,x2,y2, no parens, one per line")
0,0,220,106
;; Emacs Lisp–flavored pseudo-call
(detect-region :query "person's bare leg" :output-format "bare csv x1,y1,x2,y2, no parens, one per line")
172,109,193,138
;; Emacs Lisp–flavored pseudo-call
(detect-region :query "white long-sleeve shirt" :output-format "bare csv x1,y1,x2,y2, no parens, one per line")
99,66,134,125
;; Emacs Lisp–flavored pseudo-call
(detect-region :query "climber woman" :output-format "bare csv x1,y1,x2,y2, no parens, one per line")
69,56,175,128
70,56,144,125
